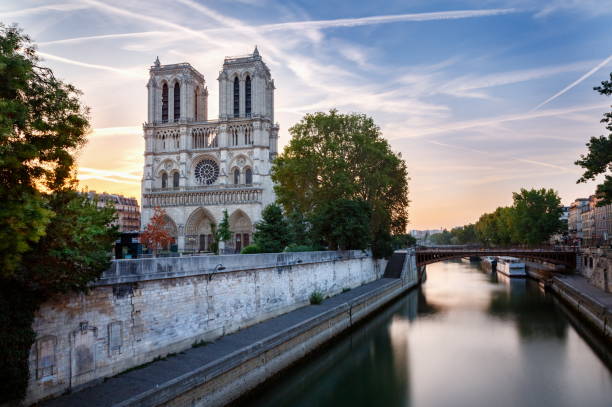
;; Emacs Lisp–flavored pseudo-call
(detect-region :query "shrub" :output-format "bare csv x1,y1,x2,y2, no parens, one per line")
240,244,261,254
310,291,324,305
284,244,317,252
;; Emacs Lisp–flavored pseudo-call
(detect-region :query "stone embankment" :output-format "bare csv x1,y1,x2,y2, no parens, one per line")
524,254,612,344
27,250,418,405
549,274,612,342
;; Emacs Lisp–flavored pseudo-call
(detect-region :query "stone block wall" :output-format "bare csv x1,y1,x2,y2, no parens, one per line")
26,251,384,404
578,248,612,293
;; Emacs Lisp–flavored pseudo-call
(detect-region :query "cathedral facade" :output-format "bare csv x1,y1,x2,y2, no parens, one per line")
141,48,278,252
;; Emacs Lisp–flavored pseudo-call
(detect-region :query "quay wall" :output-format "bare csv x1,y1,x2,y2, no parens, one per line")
26,251,385,404
577,248,612,293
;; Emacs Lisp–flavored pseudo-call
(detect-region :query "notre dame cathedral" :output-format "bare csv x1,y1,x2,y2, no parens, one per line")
141,47,279,253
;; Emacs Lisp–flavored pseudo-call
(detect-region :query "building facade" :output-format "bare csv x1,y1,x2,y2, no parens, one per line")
141,48,279,252
568,198,589,241
86,191,140,233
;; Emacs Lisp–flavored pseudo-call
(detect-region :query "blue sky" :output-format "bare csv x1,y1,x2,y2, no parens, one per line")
2,0,611,229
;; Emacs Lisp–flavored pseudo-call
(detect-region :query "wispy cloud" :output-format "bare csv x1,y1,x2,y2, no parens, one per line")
77,167,141,185
255,8,520,31
90,126,143,137
410,103,608,137
38,52,141,77
0,3,88,18
531,53,612,111
427,140,575,173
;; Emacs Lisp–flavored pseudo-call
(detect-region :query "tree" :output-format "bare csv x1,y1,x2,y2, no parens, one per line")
575,72,612,206
286,209,310,247
392,233,417,249
253,204,290,253
0,25,117,403
1,24,89,277
215,209,231,254
272,110,409,257
511,188,563,246
140,207,174,256
310,199,371,251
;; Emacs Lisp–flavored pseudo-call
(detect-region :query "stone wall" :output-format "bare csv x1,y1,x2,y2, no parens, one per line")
578,247,612,293
26,251,384,404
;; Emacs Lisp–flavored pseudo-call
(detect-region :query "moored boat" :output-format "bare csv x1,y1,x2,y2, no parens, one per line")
481,256,497,272
496,256,526,277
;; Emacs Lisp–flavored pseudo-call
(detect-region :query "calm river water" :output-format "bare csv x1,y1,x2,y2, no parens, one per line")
238,260,612,407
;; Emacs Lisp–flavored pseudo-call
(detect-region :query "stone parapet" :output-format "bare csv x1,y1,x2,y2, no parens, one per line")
26,251,384,404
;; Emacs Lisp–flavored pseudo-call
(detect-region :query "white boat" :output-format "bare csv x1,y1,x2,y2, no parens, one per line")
481,256,497,272
496,256,526,277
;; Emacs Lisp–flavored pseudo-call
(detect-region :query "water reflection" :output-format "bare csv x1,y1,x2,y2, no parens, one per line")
239,261,612,407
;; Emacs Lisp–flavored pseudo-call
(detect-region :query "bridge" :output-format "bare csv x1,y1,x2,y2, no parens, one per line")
415,247,577,268
383,246,577,280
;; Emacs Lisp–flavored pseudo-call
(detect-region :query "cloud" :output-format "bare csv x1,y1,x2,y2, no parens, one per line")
90,126,142,137
77,167,141,185
0,3,88,18
409,103,608,137
426,140,575,173
38,52,142,77
531,54,612,111
34,6,520,48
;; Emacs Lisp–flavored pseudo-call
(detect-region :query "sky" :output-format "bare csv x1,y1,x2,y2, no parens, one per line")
2,0,612,230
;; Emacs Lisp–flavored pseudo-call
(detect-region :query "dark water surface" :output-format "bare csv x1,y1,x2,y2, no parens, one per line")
238,260,612,407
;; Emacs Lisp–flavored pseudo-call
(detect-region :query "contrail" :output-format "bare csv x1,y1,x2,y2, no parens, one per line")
531,53,612,111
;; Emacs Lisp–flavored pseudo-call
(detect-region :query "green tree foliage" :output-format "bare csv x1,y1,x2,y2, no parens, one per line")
254,204,290,253
24,190,117,296
286,210,310,247
310,199,371,250
575,73,612,206
440,189,563,248
272,110,409,257
430,230,453,245
0,26,117,402
391,233,417,249
216,209,231,249
510,188,563,246
1,25,90,276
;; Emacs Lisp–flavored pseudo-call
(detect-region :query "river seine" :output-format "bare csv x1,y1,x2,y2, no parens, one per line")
238,260,612,407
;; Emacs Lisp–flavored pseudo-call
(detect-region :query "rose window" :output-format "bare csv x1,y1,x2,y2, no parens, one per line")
194,159,219,185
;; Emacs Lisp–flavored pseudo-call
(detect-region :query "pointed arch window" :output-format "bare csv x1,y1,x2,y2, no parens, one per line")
245,168,252,185
173,172,179,188
174,82,180,121
245,75,251,117
233,77,239,118
234,168,240,185
161,172,168,189
162,83,168,123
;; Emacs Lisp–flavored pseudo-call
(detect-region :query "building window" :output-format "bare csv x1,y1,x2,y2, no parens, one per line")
194,159,220,185
245,75,251,117
162,172,168,188
234,168,240,184
173,172,179,188
162,83,168,123
245,167,252,185
233,77,239,118
174,82,180,121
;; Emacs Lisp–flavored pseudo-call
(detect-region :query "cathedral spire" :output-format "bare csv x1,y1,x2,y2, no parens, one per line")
253,46,259,57
154,56,160,67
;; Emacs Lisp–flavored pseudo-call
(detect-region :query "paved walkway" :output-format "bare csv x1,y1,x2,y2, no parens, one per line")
43,278,400,407
554,274,612,310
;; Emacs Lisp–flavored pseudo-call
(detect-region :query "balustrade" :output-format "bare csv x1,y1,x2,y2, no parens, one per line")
143,187,263,208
